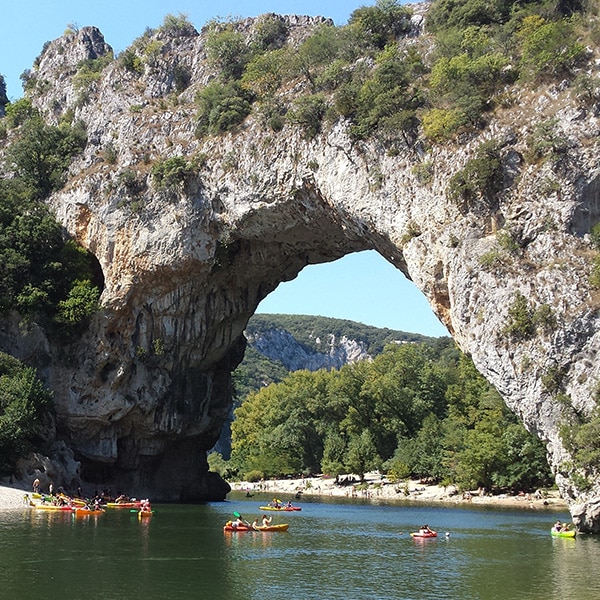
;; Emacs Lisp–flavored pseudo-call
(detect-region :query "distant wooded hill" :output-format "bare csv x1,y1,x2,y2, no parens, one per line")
232,313,449,401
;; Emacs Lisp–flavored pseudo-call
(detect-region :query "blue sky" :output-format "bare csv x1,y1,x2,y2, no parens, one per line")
0,1,449,338
257,251,449,337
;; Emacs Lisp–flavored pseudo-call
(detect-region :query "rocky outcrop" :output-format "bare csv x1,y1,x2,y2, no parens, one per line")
248,327,370,371
3,11,600,526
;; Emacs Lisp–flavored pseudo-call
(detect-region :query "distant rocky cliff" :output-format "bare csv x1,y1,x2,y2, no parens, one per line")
243,313,434,371
3,7,600,529
249,327,369,371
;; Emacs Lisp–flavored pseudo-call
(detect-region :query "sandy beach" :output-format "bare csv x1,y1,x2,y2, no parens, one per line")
0,483,34,511
229,472,568,511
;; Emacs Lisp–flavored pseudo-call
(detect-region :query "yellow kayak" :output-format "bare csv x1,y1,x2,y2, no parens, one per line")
35,504,74,512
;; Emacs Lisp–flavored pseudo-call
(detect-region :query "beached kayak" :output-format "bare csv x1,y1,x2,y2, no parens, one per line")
223,522,289,532
551,529,576,538
410,531,437,538
259,506,302,511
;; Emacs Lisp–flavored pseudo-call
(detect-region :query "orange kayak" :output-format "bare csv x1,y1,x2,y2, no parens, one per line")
75,507,104,516
223,522,288,532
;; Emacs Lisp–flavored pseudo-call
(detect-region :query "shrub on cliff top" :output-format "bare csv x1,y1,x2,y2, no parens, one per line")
348,0,413,50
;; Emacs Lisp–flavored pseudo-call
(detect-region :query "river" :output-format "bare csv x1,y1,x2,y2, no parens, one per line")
1,493,598,600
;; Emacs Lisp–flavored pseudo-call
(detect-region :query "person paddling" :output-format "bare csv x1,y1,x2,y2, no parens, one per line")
261,514,272,527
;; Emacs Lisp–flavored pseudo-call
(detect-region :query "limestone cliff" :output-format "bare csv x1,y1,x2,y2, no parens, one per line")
4,8,600,528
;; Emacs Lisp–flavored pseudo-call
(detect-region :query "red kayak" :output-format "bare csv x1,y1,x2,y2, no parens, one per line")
410,530,437,538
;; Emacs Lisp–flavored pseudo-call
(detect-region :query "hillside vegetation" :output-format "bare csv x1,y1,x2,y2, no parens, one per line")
233,313,446,399
189,0,597,146
247,314,439,354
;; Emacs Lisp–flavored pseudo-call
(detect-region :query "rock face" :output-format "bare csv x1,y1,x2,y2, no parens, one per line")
4,12,600,526
248,327,371,371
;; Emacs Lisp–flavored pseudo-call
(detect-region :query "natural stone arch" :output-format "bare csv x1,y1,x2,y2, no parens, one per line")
8,20,600,532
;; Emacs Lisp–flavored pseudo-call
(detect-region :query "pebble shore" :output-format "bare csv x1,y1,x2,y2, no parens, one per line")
229,473,568,511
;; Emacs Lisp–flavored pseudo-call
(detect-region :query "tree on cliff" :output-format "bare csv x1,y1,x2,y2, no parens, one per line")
0,74,7,116
0,103,102,333
0,352,54,475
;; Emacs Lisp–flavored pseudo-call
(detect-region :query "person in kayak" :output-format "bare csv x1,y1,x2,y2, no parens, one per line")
232,515,245,528
261,514,272,527
553,520,570,533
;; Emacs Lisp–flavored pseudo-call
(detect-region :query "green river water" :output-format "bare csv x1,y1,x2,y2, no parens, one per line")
1,493,598,600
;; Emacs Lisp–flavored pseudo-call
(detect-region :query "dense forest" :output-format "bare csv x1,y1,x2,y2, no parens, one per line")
231,314,444,399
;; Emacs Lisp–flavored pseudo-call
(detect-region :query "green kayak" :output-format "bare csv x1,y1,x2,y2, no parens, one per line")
551,528,576,538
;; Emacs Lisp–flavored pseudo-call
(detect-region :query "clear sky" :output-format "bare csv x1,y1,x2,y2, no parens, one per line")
0,1,449,338
257,251,449,337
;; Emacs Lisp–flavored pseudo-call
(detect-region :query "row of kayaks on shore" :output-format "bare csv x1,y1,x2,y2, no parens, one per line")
33,503,154,517
30,493,153,518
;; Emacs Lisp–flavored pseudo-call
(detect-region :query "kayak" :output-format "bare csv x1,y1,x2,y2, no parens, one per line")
223,522,289,532
57,494,86,507
35,504,74,511
137,510,153,519
259,506,301,511
551,529,576,538
410,531,437,538
105,501,143,509
75,507,104,516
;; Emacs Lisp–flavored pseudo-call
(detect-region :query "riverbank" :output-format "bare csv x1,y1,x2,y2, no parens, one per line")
229,472,568,511
0,473,568,512
0,483,32,510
